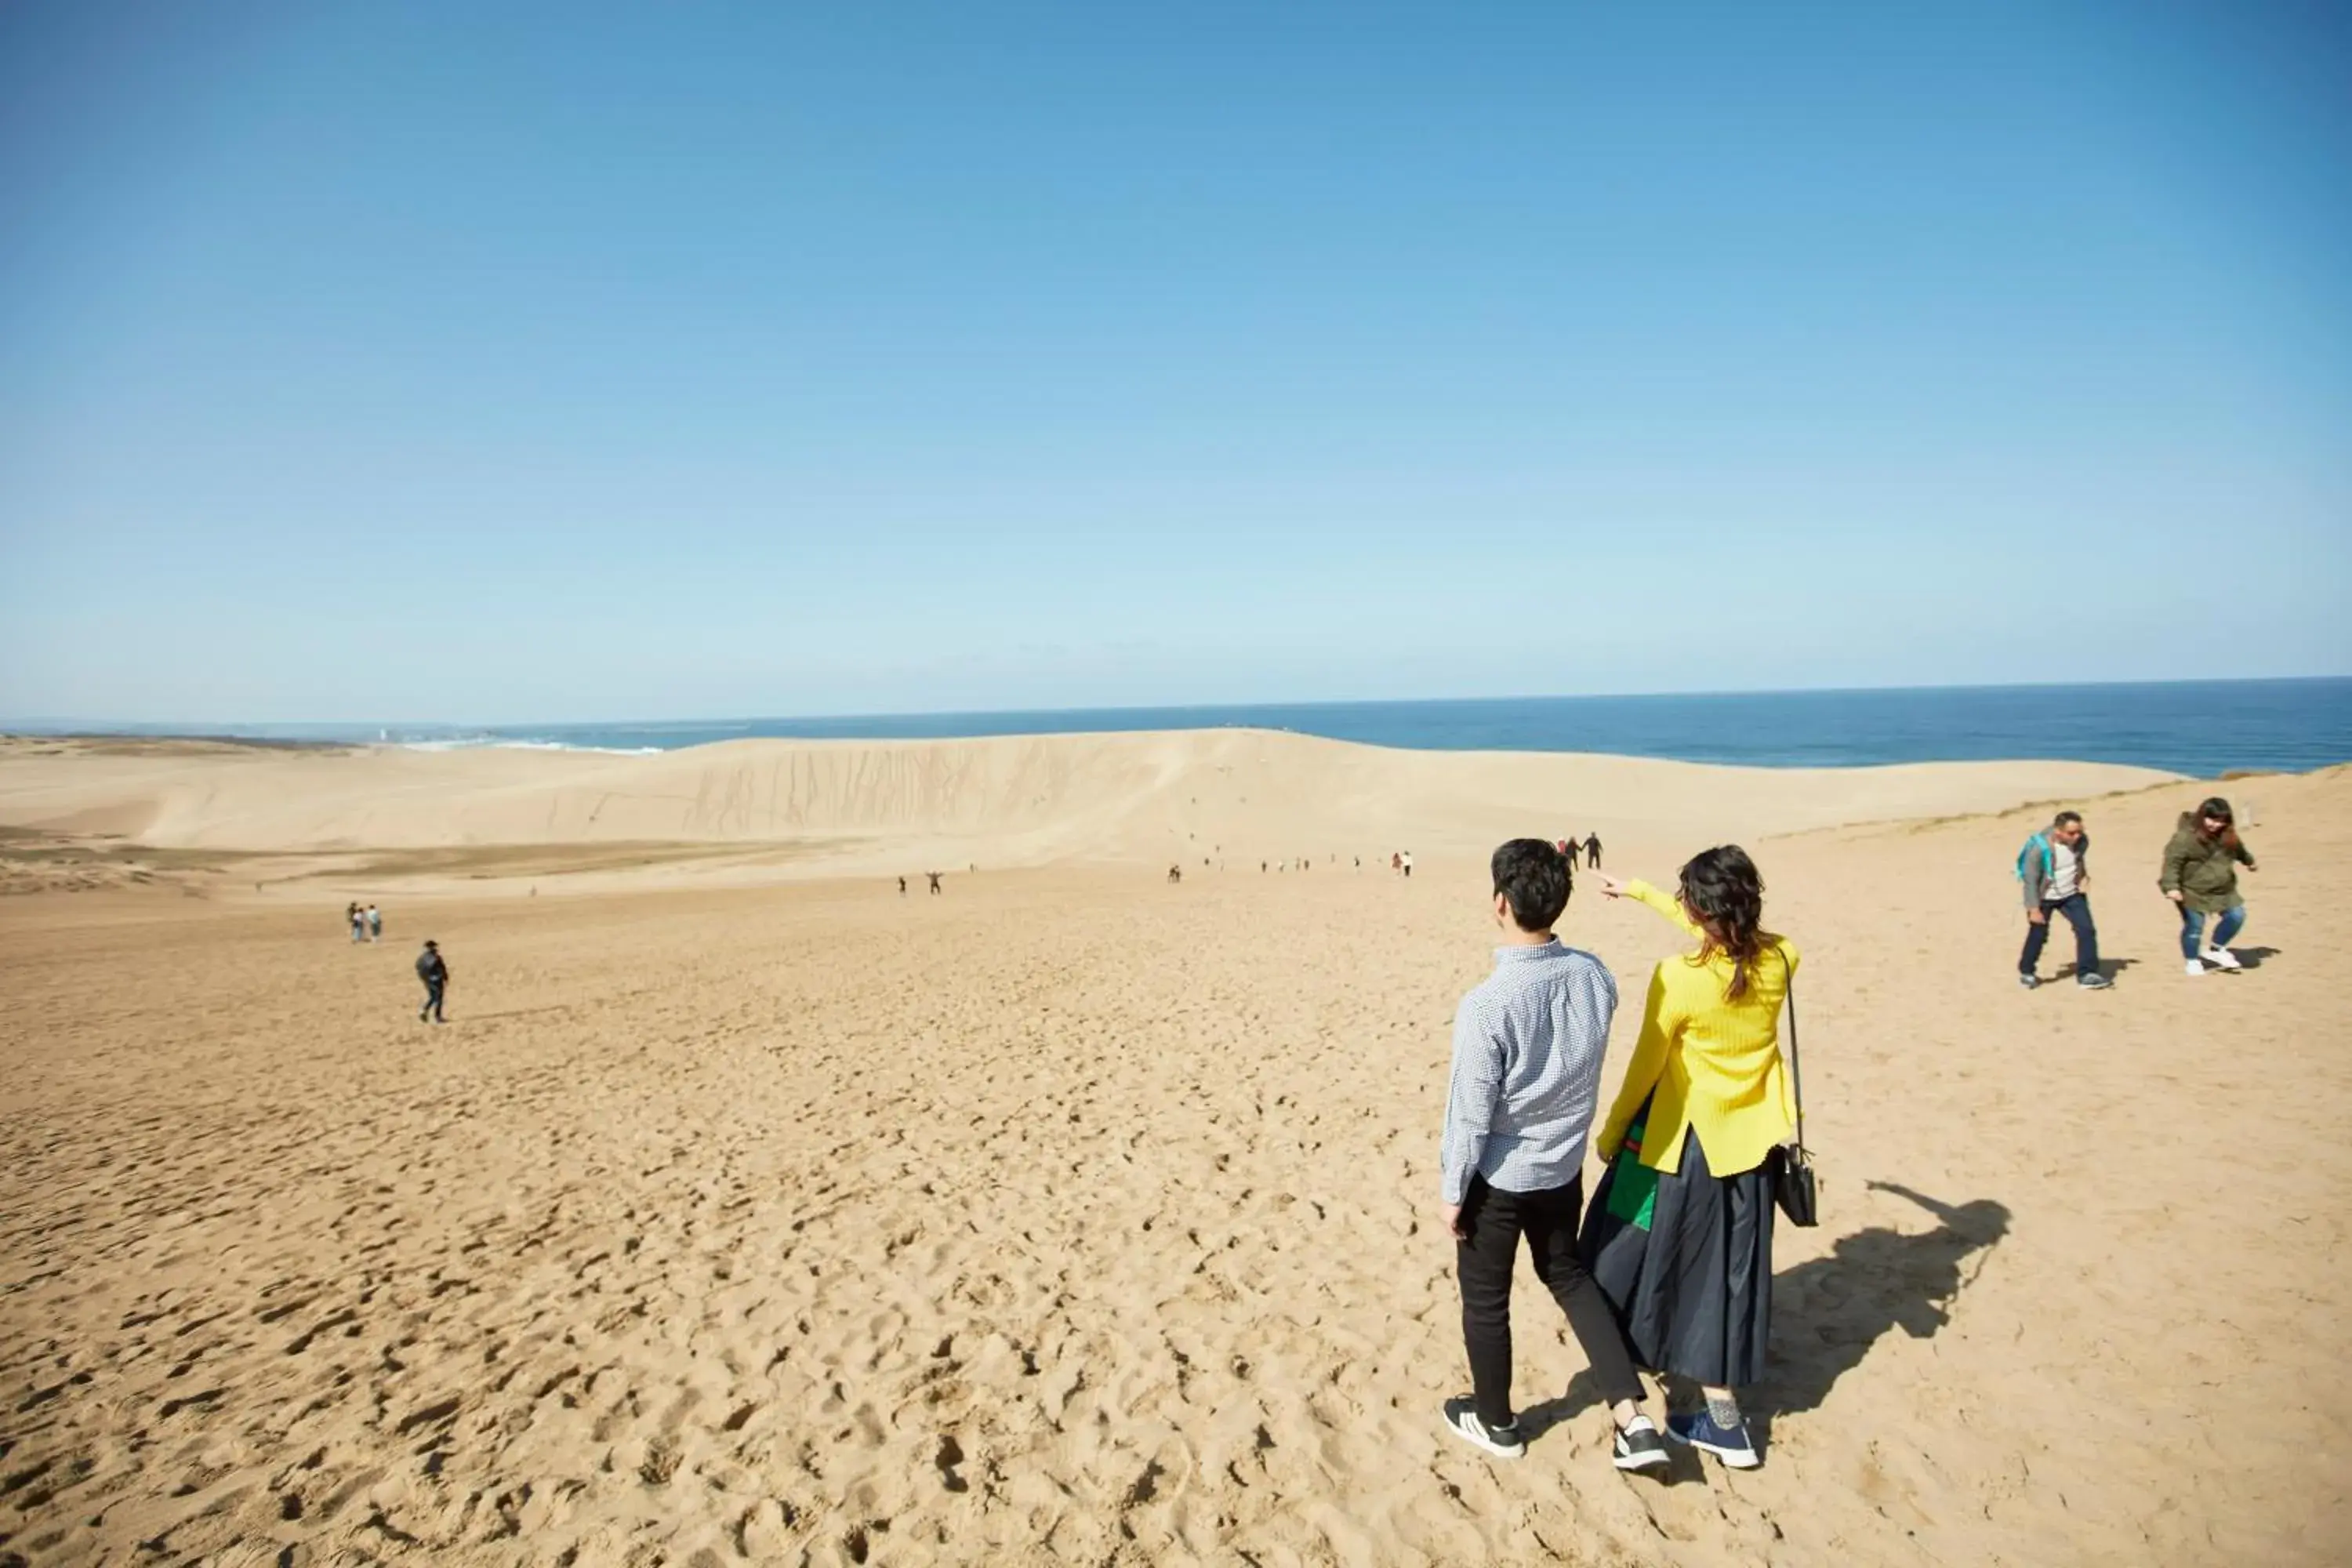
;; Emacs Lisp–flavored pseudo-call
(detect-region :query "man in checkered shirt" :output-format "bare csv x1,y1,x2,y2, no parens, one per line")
1436,838,1665,1472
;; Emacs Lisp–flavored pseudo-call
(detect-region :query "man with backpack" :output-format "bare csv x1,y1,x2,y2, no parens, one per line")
2017,811,2110,989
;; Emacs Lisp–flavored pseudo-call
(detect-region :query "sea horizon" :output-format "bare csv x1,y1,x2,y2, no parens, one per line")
9,676,2351,779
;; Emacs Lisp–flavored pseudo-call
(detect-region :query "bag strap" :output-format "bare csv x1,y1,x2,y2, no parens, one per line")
1780,945,1805,1154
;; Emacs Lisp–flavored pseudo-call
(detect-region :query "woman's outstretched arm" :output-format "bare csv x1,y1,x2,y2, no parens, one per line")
1595,873,1705,942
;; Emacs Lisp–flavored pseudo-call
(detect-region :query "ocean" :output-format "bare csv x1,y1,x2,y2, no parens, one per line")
45,678,2350,779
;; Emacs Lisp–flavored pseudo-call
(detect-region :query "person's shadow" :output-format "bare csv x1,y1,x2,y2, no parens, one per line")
1519,1182,2009,1454
1755,1182,2009,1420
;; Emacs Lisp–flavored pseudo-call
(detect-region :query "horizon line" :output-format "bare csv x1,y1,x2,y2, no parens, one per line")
9,672,2350,735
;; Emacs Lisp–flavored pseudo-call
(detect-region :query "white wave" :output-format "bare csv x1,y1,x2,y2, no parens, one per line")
386,737,668,756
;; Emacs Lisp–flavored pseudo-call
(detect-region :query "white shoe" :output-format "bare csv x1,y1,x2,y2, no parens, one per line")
2184,959,2205,977
2202,948,2241,971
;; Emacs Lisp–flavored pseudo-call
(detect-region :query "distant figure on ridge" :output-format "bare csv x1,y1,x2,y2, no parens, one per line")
2016,811,2109,989
416,940,449,1023
2162,797,2258,977
1437,838,1665,1472
1402,850,1414,879
1584,834,1603,869
366,903,383,942
898,876,907,896
1168,864,1182,884
927,871,943,895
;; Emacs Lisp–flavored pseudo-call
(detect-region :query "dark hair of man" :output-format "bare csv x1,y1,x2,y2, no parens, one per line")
1491,837,1571,931
1676,845,1780,1001
2053,811,2083,829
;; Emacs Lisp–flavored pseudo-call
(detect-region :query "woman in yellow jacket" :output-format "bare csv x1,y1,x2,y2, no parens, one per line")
1580,846,1795,1470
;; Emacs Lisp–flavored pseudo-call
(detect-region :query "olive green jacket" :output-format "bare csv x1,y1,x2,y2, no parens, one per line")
2158,813,2256,914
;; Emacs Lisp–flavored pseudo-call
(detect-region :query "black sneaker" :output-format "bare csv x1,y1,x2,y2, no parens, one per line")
1613,1414,1668,1472
1441,1397,1525,1459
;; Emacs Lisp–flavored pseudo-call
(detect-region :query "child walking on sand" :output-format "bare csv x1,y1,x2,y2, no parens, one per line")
1437,839,1667,1471
416,939,449,1023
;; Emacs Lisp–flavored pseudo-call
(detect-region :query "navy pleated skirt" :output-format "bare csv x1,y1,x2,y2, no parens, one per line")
1580,1120,1776,1388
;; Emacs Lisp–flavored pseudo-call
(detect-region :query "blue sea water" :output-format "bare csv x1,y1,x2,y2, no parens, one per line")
74,678,2349,779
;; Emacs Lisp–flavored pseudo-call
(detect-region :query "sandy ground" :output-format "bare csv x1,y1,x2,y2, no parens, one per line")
2,740,2348,1566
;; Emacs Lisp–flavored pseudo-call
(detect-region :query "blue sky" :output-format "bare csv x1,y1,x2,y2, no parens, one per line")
2,2,2347,724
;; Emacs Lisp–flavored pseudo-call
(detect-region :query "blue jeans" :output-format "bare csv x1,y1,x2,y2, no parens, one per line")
2180,906,2246,961
2020,894,2100,980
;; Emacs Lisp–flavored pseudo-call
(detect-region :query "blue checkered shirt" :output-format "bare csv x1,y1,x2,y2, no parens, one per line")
1440,941,1619,1204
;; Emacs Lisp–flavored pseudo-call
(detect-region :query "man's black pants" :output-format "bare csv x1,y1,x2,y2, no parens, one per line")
1457,1172,1645,1428
420,980,445,1021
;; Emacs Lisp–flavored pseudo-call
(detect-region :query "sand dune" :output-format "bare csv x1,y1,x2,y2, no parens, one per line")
0,732,2177,875
4,737,2344,1566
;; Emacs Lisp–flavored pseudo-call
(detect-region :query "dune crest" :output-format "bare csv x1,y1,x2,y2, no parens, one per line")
0,731,2180,867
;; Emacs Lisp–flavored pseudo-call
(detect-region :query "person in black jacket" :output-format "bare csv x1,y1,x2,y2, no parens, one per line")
1584,833,1603,869
416,940,449,1023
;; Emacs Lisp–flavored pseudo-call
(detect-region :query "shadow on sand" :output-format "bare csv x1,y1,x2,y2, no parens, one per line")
1518,1182,2009,1462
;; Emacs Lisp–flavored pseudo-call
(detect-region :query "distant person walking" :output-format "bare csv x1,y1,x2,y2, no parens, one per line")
1438,839,1667,1472
2162,797,2258,976
347,902,365,942
927,871,943,895
1584,833,1603,870
898,876,908,896
1581,848,1797,1470
2016,811,2110,989
1402,850,1414,879
416,940,449,1023
366,904,383,942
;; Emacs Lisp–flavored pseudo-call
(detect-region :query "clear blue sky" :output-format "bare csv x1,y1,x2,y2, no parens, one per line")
3,2,2347,724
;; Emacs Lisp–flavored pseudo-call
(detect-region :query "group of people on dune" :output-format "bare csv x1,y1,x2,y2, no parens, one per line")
2013,794,2261,989
1443,795,2268,1475
332,793,2264,1479
1439,836,1793,1472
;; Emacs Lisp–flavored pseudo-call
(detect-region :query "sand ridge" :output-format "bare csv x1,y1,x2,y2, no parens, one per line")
0,731,2178,882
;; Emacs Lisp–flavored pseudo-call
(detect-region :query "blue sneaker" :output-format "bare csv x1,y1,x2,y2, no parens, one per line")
1667,1409,1759,1468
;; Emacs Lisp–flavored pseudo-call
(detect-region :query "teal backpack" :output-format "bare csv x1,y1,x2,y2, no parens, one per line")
2014,833,2053,883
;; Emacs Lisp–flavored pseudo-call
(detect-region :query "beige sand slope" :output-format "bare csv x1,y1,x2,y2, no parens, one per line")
4,740,2347,1566
0,731,2178,876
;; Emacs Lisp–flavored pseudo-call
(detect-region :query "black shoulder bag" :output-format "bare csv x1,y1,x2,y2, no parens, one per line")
1769,946,1819,1226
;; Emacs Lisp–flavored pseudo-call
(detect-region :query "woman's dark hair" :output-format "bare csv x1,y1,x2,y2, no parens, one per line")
1676,845,1779,1001
2197,796,2241,849
1492,837,1571,931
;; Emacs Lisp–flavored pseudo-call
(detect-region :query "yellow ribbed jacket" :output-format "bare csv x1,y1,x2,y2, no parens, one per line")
1594,881,1798,1178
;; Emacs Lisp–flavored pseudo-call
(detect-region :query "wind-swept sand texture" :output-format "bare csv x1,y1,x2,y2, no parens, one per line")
2,738,2347,1566
0,731,2177,878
